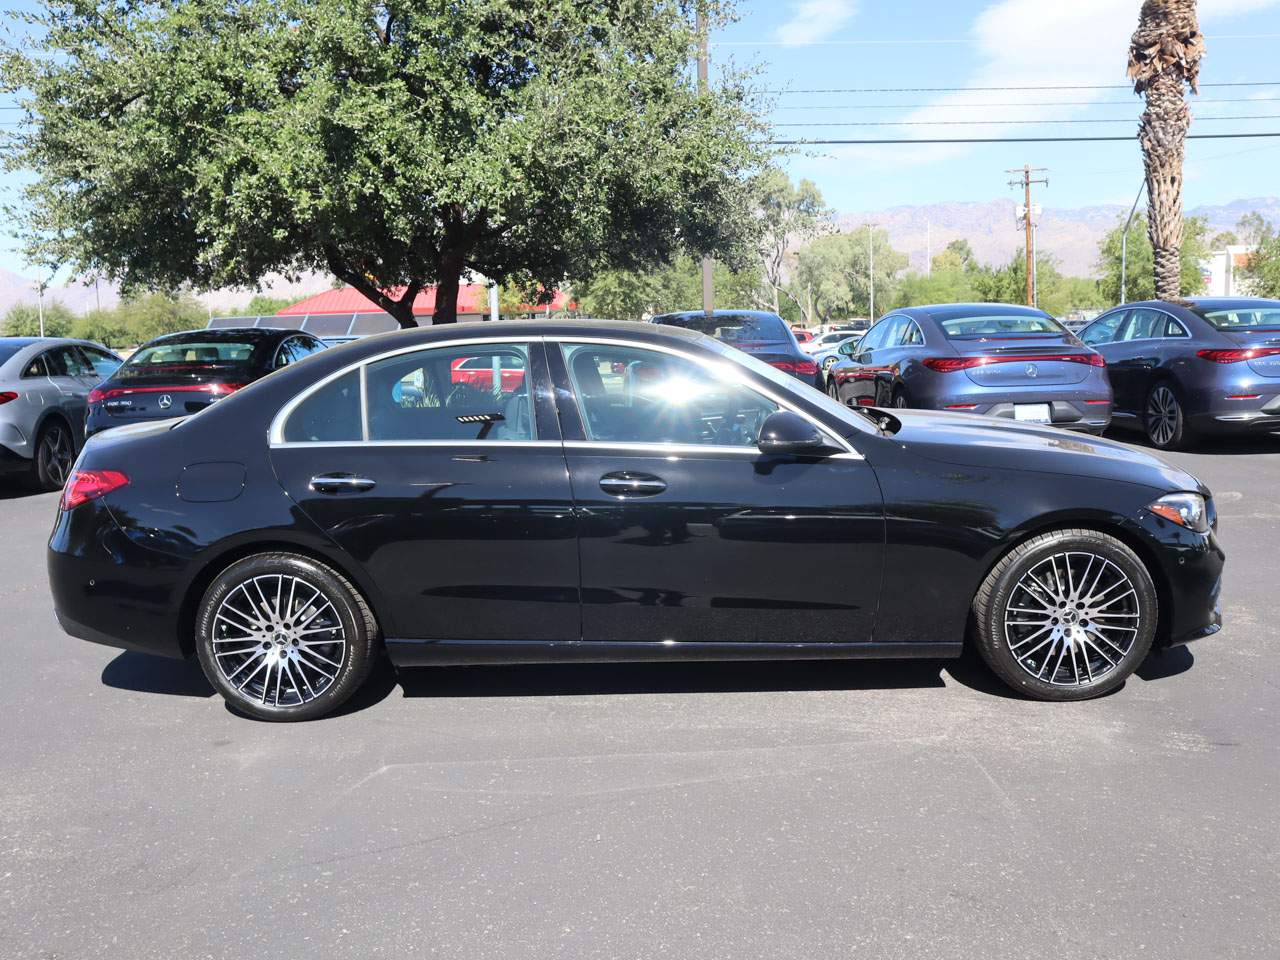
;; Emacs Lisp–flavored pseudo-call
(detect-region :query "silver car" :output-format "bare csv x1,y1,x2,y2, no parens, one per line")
0,337,122,489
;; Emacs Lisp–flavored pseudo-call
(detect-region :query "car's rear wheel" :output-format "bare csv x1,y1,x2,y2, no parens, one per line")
32,419,75,491
971,528,1158,701
195,553,378,721
1145,382,1191,450
827,378,843,404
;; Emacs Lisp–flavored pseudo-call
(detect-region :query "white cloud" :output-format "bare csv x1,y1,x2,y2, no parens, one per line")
775,0,858,46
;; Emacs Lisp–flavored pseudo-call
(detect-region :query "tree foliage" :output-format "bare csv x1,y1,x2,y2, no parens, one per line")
791,228,907,323
1096,213,1209,302
574,256,762,320
4,0,767,327
1,292,206,347
0,301,75,338
1239,216,1280,297
753,170,831,314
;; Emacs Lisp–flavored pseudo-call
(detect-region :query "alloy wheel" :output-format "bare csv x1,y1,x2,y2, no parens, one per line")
40,425,74,487
212,574,348,708
1002,551,1140,687
1146,385,1179,447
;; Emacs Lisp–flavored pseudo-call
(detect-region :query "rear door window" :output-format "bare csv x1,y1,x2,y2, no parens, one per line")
1120,309,1165,341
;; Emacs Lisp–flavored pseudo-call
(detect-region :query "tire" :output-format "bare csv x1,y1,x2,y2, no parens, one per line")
1144,381,1192,450
32,418,76,491
827,378,843,404
891,387,910,409
971,528,1158,701
194,552,379,721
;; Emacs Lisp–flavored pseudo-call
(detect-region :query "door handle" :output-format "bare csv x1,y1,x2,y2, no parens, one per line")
309,473,377,493
599,472,667,497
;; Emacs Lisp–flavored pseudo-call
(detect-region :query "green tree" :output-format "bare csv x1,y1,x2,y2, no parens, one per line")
6,0,765,328
1,301,74,337
1236,212,1267,245
1097,213,1209,302
70,309,131,348
754,170,831,314
575,257,763,320
1239,217,1280,296
245,294,295,317
792,229,907,323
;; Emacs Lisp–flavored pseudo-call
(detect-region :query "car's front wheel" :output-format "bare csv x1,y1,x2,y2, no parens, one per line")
195,553,379,721
971,529,1158,701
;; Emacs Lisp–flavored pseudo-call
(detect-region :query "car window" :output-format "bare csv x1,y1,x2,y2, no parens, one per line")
900,321,924,346
1080,311,1126,346
21,354,48,379
938,313,1065,337
561,342,779,447
365,344,534,442
282,370,363,443
122,339,257,380
656,312,791,344
867,316,908,349
1120,308,1166,341
45,346,93,377
1199,306,1280,331
77,346,121,379
857,319,891,353
1165,317,1189,338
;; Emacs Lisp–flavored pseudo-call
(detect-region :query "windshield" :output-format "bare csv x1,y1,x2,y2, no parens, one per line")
119,340,257,378
939,314,1065,337
1199,307,1280,332
659,313,791,343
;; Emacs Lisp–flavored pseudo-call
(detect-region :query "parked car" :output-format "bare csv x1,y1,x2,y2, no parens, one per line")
826,303,1112,433
812,335,862,387
85,328,326,437
649,310,819,387
793,328,815,345
803,328,862,355
49,320,1222,720
0,337,121,489
1078,297,1280,449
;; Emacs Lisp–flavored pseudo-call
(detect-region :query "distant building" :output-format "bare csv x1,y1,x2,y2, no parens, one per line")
1200,246,1256,296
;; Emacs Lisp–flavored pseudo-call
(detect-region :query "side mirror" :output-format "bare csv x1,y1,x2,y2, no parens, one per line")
757,411,831,457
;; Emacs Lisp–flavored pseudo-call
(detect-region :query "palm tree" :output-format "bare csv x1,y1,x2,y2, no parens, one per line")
1128,0,1204,301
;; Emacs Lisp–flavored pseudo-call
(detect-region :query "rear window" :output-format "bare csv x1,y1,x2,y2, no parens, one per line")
0,343,25,366
1199,307,1280,331
938,314,1065,337
658,313,791,343
120,340,257,378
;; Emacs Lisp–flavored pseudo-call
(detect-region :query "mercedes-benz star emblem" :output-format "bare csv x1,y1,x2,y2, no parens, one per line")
158,394,172,410
1025,363,1039,378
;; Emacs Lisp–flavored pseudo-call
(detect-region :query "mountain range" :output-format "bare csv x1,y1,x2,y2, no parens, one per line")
4,197,1280,315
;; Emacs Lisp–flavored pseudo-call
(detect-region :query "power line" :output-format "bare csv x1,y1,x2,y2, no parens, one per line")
771,114,1280,127
771,96,1280,110
718,34,1280,48
764,80,1280,94
768,131,1280,145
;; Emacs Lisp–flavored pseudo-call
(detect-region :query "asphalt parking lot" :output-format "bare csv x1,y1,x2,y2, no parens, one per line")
2,435,1278,960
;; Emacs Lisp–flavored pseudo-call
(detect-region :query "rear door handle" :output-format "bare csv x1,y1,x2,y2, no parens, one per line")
310,473,377,493
599,472,666,497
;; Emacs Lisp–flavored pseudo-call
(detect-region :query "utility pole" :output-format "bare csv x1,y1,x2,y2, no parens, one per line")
925,219,932,277
867,223,876,320
35,281,45,338
1007,165,1048,306
696,7,714,317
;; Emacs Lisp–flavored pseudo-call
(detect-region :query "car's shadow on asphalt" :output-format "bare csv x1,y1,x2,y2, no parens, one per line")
1104,429,1279,456
100,644,1198,714
0,482,56,501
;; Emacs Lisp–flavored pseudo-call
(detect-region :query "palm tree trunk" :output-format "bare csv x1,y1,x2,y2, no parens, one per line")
1129,0,1204,301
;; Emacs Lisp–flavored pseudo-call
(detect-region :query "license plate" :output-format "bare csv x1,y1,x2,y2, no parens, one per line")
1014,403,1052,424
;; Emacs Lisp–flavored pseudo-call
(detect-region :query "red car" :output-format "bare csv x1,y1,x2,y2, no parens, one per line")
793,329,815,344
450,354,527,392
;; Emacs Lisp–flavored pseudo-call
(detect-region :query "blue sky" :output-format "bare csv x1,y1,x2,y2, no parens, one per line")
2,0,1280,277
720,0,1280,212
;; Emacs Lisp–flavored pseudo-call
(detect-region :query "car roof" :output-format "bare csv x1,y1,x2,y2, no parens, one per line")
143,327,302,347
650,310,782,320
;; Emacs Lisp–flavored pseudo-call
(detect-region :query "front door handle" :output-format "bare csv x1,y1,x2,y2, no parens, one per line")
599,472,667,497
309,473,377,494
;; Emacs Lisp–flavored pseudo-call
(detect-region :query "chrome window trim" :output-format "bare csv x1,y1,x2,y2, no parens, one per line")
550,335,860,458
271,439,565,450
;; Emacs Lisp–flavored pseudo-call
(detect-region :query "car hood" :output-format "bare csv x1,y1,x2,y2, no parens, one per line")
886,410,1206,495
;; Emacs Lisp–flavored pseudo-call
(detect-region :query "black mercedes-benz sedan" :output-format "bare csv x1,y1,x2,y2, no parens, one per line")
84,327,327,437
48,321,1224,720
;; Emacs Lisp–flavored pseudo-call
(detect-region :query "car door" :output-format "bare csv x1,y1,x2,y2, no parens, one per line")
42,346,94,444
1101,308,1166,414
268,338,580,645
550,338,884,646
852,315,909,405
1079,310,1131,417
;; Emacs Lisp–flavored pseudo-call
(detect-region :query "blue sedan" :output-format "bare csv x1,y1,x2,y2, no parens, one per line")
827,303,1112,433
1079,297,1280,449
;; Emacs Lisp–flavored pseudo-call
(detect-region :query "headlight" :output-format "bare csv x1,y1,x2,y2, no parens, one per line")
1147,492,1210,533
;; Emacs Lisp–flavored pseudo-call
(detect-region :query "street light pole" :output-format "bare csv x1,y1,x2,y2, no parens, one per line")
696,7,714,317
36,281,45,338
1120,180,1146,305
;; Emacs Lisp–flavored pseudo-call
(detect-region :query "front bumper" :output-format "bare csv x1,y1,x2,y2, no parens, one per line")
1133,508,1226,649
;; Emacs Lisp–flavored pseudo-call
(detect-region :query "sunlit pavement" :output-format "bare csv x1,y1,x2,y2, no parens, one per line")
1,434,1277,959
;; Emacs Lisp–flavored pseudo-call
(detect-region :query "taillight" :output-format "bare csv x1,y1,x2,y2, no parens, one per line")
1196,347,1280,363
60,469,130,510
0,391,17,404
87,382,245,404
923,352,1104,372
945,403,979,410
769,359,819,376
